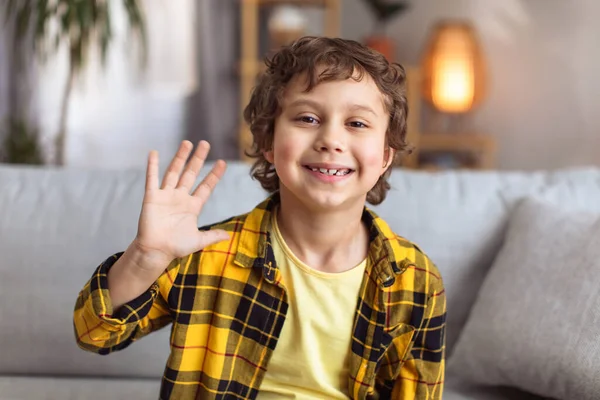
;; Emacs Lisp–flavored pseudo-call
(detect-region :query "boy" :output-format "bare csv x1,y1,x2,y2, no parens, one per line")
74,36,446,399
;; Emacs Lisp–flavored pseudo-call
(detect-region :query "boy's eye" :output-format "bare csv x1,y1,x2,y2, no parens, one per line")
349,121,368,128
298,116,318,124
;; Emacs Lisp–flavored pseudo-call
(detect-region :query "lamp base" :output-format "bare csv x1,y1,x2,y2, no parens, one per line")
429,111,469,135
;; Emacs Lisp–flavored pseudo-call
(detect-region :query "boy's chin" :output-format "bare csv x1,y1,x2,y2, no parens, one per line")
298,191,366,212
279,182,368,212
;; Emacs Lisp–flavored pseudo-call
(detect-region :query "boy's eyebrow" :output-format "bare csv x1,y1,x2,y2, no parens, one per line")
287,99,378,116
347,104,378,116
287,99,322,110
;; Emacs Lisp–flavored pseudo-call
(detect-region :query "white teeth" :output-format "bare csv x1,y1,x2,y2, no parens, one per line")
309,167,351,176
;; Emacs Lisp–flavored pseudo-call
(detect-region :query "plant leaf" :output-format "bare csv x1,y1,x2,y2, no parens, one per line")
99,2,112,66
122,0,147,67
15,1,32,40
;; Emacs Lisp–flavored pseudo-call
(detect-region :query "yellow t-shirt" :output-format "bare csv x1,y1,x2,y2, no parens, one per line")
258,212,367,399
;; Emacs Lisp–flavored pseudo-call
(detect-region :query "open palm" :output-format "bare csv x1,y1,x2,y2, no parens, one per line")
135,140,230,268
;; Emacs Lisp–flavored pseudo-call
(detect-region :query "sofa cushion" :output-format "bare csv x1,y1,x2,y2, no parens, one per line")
0,376,160,400
444,371,546,400
448,197,600,400
0,375,543,400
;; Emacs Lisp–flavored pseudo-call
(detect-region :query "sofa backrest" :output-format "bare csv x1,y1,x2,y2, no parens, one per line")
373,167,600,355
0,163,267,379
1,162,599,378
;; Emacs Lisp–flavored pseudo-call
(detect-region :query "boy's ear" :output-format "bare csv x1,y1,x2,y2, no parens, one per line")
382,147,395,172
264,149,274,164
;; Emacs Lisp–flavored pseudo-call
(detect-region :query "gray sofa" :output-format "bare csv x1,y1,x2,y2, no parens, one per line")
1,161,599,400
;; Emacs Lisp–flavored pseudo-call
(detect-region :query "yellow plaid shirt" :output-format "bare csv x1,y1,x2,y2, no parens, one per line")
74,194,446,399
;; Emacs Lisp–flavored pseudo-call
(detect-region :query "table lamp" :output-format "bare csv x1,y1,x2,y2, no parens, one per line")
413,20,495,170
421,20,487,127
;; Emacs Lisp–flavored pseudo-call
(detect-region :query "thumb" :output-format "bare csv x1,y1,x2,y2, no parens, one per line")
195,229,231,250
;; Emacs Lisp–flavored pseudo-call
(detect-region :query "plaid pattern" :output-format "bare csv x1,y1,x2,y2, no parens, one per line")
74,193,446,399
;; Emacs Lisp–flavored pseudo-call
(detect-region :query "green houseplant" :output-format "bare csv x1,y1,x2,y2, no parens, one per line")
4,0,147,165
0,118,45,165
361,0,410,61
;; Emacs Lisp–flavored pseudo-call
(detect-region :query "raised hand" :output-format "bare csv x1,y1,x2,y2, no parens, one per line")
132,140,230,271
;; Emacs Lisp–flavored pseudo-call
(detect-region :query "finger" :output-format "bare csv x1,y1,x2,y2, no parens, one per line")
176,140,210,191
145,150,159,192
192,160,227,202
195,229,230,250
161,141,193,189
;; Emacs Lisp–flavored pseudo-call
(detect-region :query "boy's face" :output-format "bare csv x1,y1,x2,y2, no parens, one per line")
265,70,394,211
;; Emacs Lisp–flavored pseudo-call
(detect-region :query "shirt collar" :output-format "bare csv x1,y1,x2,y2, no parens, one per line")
233,193,408,289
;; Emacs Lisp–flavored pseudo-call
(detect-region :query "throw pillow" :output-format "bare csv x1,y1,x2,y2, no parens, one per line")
448,197,600,400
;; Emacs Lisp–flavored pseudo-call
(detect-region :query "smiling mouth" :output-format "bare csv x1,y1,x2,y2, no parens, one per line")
303,165,354,176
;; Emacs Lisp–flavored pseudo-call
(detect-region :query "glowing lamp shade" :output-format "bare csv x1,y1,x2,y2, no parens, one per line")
421,21,486,113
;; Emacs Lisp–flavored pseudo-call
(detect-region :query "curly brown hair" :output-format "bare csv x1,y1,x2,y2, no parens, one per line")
243,36,411,205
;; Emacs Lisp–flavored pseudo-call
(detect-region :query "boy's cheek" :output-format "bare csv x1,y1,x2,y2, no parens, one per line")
277,146,299,166
273,137,302,160
358,147,387,170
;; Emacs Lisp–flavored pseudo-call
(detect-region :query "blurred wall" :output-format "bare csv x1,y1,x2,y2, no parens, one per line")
31,0,600,170
36,0,197,168
339,0,600,171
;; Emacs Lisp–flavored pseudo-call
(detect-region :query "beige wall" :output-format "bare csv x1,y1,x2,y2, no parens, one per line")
24,0,600,170
35,0,197,167
337,0,600,171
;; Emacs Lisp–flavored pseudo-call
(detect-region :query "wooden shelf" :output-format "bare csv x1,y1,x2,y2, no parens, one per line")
238,0,341,160
256,0,330,7
236,60,266,76
418,133,495,152
414,132,497,170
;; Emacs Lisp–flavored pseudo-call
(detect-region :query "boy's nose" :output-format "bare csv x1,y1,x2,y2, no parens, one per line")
313,124,346,153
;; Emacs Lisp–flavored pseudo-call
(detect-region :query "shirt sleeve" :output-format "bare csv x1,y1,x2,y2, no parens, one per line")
73,252,178,355
393,274,447,400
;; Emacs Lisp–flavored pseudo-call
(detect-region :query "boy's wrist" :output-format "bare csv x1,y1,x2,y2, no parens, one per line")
106,241,172,311
129,239,173,268
117,240,173,283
